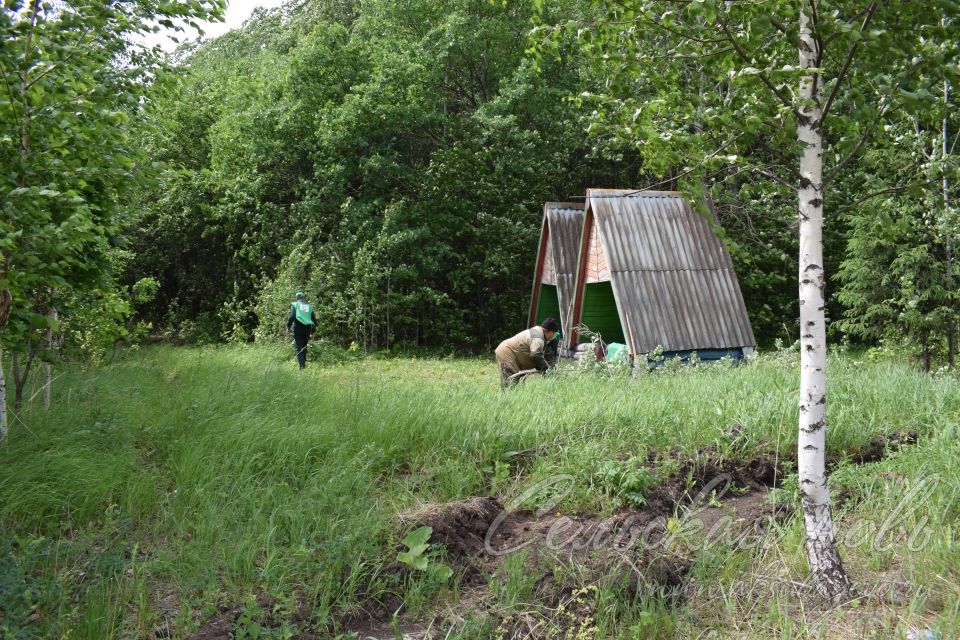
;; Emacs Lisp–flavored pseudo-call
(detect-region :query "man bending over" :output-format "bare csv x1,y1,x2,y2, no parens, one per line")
494,318,559,389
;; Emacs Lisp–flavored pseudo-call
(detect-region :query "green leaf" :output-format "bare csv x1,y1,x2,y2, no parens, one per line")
402,526,432,549
434,563,453,581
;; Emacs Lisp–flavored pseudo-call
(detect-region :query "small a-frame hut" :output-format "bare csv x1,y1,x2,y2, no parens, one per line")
568,189,755,360
528,202,585,340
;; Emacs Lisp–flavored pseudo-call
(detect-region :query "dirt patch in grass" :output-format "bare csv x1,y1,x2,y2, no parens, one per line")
339,618,430,640
397,448,791,571
847,430,919,465
183,594,315,640
398,496,503,561
641,448,786,518
694,490,776,533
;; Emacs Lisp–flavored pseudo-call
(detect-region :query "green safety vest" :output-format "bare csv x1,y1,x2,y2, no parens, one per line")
291,301,315,326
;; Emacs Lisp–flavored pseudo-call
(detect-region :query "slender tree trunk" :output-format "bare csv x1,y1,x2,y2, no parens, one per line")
944,80,955,369
0,346,7,441
43,360,52,409
44,303,57,409
797,2,853,603
12,352,22,412
0,256,10,331
11,347,35,413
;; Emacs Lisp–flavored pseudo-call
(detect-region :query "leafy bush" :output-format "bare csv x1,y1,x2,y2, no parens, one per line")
59,277,159,364
0,535,59,640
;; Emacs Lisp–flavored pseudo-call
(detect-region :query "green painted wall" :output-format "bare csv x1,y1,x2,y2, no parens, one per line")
579,282,625,343
534,284,561,326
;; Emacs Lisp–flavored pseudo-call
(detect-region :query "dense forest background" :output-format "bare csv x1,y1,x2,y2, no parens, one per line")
2,0,958,365
127,0,665,352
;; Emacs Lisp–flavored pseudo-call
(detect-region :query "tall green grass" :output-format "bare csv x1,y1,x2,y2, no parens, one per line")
0,345,957,638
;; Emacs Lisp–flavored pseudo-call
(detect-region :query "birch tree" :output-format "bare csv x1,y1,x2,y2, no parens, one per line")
542,0,960,600
944,79,956,368
0,346,6,440
794,3,851,597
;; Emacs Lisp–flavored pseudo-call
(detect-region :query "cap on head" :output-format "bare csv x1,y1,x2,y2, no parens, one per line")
295,291,305,299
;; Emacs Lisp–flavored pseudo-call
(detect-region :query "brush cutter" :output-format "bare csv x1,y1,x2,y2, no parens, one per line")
507,368,541,382
507,367,579,382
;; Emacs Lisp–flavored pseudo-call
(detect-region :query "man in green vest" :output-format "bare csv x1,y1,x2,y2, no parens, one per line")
286,292,317,369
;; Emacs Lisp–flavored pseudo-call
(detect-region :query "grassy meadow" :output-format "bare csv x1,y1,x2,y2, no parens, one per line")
1,344,959,639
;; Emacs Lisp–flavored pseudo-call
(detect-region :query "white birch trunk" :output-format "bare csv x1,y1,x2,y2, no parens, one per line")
944,80,955,368
43,364,51,408
0,345,7,441
797,3,853,602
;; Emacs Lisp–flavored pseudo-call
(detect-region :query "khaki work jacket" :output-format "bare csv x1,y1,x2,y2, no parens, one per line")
495,327,549,372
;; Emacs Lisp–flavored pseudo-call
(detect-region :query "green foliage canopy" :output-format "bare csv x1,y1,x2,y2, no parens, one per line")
0,0,225,349
125,0,646,349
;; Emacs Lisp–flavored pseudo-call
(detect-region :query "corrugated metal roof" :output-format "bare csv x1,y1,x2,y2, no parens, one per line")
583,189,755,353
530,203,584,339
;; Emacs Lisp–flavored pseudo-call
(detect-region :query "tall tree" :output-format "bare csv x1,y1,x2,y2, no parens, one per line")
794,2,850,597
835,16,959,370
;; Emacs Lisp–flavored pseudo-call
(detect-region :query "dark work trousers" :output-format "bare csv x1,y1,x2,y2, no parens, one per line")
293,327,311,369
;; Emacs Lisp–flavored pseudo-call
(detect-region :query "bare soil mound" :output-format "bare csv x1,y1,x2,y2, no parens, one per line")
849,429,919,464
398,496,503,560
